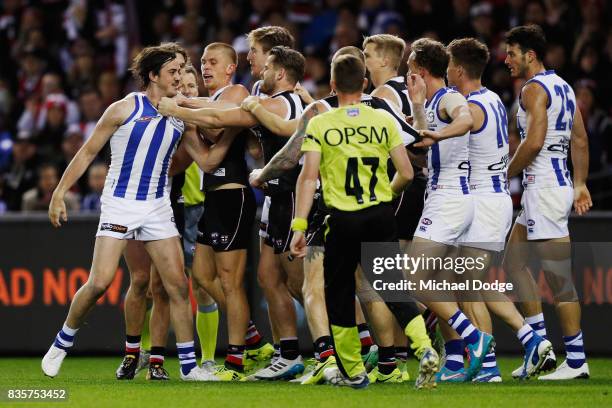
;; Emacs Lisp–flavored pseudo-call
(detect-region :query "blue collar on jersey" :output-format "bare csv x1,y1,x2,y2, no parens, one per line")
425,87,448,109
466,87,488,98
533,70,555,77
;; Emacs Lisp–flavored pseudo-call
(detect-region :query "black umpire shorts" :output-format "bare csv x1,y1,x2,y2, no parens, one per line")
323,202,397,327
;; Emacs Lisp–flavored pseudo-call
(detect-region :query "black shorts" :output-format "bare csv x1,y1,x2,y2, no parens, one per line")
197,188,256,252
170,171,186,236
306,208,328,248
392,176,426,241
323,203,397,327
171,200,185,237
265,191,296,254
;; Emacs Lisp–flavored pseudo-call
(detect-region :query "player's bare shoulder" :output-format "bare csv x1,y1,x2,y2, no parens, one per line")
371,86,399,108
521,81,549,110
103,94,137,126
219,84,250,102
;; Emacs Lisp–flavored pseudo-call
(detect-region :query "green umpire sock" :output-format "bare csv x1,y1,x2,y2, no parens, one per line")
404,315,432,355
331,324,366,379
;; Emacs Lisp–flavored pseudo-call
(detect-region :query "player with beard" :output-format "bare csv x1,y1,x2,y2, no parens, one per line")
159,46,308,381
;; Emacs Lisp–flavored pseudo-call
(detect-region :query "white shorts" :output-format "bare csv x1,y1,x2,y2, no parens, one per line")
96,195,179,241
515,186,573,240
259,195,271,239
460,193,513,252
413,190,474,245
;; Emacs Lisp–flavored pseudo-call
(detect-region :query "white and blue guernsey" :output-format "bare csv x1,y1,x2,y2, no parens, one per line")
103,92,184,201
516,70,575,190
466,87,510,194
425,87,470,194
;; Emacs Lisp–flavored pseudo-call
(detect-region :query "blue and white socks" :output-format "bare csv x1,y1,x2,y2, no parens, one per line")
448,310,479,345
54,323,78,351
525,313,547,339
517,323,537,348
564,331,586,368
443,339,464,371
177,341,197,375
482,347,498,371
526,313,586,368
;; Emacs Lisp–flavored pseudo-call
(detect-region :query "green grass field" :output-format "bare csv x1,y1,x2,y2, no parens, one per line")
0,357,610,407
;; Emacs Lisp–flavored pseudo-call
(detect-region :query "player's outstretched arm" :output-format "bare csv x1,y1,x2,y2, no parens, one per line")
419,93,473,146
250,102,322,187
158,97,256,129
49,98,129,227
507,83,548,178
242,96,298,136
177,95,236,110
570,107,592,215
290,150,320,258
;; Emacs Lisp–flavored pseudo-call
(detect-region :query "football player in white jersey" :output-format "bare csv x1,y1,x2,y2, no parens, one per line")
444,37,553,382
403,38,496,382
42,45,218,381
504,25,592,380
115,44,190,382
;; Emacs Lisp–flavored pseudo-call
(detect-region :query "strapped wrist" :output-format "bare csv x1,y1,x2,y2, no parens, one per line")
291,217,308,232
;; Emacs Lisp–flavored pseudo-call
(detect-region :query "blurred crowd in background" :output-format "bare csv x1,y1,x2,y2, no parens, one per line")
0,0,611,214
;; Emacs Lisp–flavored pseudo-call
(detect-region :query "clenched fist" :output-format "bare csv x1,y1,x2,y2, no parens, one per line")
158,97,178,117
